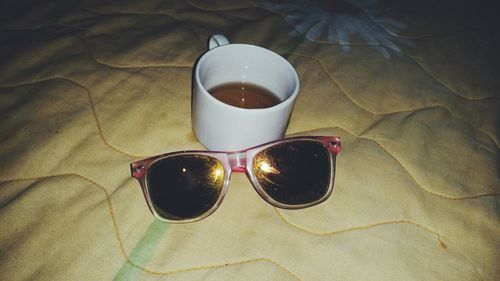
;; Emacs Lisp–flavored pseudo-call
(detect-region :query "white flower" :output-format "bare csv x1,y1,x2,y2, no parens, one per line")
263,0,408,58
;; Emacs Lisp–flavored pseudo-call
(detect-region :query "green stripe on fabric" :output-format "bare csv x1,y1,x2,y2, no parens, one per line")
281,21,319,59
113,220,169,281
281,34,306,59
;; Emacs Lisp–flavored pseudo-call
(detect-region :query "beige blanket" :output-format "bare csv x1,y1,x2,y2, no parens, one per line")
1,0,499,280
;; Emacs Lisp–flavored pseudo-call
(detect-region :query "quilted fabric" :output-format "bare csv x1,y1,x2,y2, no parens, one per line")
1,0,499,280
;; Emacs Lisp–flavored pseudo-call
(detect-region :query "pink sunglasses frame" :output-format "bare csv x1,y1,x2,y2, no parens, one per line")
131,136,341,223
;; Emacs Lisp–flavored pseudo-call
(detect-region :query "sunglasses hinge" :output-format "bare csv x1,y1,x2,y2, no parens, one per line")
131,162,146,179
327,137,341,154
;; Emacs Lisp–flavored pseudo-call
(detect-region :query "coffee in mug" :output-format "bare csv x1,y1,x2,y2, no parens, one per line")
208,82,281,109
192,34,300,151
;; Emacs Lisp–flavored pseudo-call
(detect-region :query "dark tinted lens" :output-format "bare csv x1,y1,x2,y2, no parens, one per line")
147,154,224,220
253,140,331,205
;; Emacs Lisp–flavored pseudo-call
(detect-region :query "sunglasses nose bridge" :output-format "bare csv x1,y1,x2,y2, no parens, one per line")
227,152,248,173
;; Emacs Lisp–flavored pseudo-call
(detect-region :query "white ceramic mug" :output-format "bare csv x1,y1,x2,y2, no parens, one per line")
192,34,300,151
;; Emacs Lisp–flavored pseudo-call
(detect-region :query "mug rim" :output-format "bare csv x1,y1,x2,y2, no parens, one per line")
194,43,300,113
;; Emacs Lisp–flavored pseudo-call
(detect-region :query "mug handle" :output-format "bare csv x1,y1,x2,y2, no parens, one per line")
208,34,230,50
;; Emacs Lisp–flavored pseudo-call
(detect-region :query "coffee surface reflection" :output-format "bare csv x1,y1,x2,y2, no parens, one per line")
209,82,281,109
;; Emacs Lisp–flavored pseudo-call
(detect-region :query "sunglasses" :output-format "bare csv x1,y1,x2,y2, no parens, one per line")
130,136,341,223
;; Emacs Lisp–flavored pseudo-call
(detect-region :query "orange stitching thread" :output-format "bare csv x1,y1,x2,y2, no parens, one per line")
46,20,196,69
2,78,497,200
355,104,499,151
287,53,499,149
291,125,500,200
80,78,146,159
0,174,301,279
288,53,379,116
0,174,130,259
183,0,257,12
365,140,500,200
128,257,302,279
273,207,443,238
403,52,497,102
0,77,147,159
80,5,204,45
273,208,486,280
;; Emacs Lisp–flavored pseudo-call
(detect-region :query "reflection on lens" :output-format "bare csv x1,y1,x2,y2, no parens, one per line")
253,140,331,205
147,154,224,220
